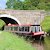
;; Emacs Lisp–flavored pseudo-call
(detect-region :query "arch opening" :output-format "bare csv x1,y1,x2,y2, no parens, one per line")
0,14,21,25
0,14,21,30
0,17,19,30
0,17,18,24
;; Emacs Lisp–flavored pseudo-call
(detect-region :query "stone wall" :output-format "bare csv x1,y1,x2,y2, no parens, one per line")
0,10,45,25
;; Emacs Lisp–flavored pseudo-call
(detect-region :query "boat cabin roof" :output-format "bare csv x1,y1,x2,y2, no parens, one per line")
5,24,40,26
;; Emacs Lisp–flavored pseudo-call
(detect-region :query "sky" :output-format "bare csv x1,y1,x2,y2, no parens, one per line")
0,0,7,9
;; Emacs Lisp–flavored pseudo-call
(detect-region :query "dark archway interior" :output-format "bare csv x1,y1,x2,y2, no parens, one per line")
0,17,18,25
0,17,18,30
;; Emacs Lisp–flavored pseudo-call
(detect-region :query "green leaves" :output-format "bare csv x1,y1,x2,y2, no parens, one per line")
41,16,50,33
6,0,50,10
37,3,46,10
0,19,5,30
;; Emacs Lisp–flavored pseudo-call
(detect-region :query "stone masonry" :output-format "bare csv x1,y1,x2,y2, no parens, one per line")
0,9,45,25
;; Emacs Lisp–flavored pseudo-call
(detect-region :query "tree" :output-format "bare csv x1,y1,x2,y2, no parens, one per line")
23,0,39,10
6,0,14,9
6,0,39,10
46,2,50,10
6,0,23,9
37,3,46,10
6,0,50,10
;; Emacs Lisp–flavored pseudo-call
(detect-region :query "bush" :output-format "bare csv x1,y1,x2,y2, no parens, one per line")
41,16,50,34
0,19,5,30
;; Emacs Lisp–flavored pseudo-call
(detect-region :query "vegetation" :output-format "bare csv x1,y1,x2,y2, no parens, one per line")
6,0,50,10
41,16,50,34
0,31,36,50
41,16,50,50
0,19,5,30
44,37,50,50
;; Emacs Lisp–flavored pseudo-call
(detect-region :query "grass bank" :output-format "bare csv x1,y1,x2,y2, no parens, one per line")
44,36,50,50
0,19,5,30
0,31,36,50
41,16,50,33
41,16,50,50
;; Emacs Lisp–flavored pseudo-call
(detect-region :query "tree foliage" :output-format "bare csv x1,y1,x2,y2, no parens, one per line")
6,0,50,10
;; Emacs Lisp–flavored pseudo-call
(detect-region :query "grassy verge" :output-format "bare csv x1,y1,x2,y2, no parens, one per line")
44,36,50,50
41,16,50,50
0,19,5,30
0,31,36,50
41,16,50,32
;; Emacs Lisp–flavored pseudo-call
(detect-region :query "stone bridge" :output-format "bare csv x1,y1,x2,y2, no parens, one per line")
0,10,45,25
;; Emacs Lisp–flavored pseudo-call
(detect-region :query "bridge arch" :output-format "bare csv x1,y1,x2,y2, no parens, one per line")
0,14,21,25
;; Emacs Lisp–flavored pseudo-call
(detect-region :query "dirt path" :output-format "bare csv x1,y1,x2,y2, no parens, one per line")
33,43,44,50
31,41,44,50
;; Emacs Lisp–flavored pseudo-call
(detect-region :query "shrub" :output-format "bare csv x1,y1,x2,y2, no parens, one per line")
41,16,50,34
0,19,5,30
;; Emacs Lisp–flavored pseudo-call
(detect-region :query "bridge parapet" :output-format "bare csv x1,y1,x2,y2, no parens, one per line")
0,10,45,25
